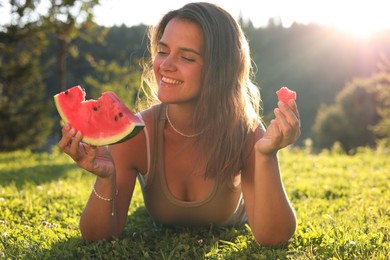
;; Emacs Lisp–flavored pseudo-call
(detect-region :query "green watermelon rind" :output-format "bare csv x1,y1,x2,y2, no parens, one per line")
110,125,144,145
82,124,144,146
54,89,144,147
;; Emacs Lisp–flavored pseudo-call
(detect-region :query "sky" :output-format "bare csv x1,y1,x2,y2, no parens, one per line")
1,0,390,38
92,0,390,38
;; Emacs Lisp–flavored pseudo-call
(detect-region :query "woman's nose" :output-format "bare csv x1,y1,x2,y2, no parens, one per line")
159,55,177,71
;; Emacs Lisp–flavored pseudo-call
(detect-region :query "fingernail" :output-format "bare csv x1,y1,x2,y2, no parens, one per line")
64,123,70,130
76,131,82,137
69,128,75,135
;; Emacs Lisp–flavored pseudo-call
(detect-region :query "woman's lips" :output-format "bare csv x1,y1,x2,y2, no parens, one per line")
161,76,183,85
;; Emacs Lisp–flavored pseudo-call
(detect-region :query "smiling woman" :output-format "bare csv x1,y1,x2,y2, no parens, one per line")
58,2,301,246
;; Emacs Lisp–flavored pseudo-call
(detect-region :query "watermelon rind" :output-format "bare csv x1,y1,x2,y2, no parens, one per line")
81,123,144,146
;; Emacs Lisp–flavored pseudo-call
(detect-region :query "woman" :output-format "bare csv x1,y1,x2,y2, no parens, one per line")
58,2,300,246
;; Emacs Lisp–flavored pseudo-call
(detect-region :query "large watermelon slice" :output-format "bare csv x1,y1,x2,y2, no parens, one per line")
276,86,297,104
54,85,144,146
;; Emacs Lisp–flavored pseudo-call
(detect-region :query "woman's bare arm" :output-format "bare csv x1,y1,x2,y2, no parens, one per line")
242,100,300,246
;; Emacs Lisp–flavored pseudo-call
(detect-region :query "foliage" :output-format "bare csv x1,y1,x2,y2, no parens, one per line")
45,24,149,96
370,57,390,147
83,56,142,111
312,71,390,152
311,104,349,150
41,0,101,92
0,148,388,259
0,1,53,151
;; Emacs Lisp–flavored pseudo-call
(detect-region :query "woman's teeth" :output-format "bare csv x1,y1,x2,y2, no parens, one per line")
162,76,182,85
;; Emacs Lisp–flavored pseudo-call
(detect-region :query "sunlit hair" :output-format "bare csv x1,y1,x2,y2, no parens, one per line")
141,2,262,180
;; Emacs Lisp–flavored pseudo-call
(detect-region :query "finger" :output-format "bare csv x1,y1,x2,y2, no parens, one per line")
69,130,83,158
284,100,300,124
288,100,300,120
58,126,76,151
274,108,299,143
285,100,301,139
277,101,301,135
278,101,299,124
267,119,282,144
274,108,300,142
61,123,71,136
274,108,291,133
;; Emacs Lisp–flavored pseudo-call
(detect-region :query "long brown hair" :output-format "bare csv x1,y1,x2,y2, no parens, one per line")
141,2,261,180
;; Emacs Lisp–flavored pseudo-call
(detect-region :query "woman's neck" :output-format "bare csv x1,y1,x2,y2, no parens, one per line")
165,103,200,137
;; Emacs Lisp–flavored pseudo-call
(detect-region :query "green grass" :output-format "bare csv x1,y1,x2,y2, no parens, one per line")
0,147,389,259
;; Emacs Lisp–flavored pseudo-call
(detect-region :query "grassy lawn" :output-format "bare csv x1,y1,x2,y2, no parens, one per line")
0,147,389,259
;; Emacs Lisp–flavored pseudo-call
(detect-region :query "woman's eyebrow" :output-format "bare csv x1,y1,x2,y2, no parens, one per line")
158,41,202,56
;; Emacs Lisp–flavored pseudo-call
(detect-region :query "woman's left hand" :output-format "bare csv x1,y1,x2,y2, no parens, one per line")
255,100,301,156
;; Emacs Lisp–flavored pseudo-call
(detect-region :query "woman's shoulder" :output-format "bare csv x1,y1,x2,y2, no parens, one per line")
254,120,266,139
139,103,163,123
107,105,164,173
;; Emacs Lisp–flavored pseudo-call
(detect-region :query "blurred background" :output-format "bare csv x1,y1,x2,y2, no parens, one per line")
1,0,389,153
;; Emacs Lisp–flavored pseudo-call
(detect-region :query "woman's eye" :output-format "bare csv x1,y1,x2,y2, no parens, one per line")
182,57,195,62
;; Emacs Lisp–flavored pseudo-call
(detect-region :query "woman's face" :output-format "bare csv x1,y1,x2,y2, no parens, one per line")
153,18,204,105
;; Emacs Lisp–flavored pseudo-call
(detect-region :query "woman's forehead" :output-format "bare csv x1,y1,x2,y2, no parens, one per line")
160,18,204,51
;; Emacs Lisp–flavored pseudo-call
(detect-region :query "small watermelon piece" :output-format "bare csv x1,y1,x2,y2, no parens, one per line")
276,86,297,104
54,85,144,146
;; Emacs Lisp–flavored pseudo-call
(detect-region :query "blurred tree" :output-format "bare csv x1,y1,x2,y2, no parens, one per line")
42,0,101,92
370,56,390,147
81,24,149,112
312,67,390,152
84,56,142,111
0,0,53,151
312,104,349,150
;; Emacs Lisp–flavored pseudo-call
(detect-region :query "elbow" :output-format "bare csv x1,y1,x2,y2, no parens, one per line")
80,226,108,242
253,230,295,247
79,221,121,242
252,222,297,247
254,233,294,247
81,234,100,242
80,229,118,242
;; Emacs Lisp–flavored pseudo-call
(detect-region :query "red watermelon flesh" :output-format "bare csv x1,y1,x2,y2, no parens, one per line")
54,85,144,146
276,86,297,104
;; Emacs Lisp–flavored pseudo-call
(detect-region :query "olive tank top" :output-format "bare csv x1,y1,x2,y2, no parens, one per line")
137,104,246,226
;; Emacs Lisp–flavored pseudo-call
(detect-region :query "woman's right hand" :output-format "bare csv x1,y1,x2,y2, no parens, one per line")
58,123,115,178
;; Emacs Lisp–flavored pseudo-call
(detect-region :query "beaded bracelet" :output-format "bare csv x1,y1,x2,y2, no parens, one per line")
92,185,118,201
92,185,118,216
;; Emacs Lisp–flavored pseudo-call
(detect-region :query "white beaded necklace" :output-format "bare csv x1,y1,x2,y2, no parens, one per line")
165,105,201,138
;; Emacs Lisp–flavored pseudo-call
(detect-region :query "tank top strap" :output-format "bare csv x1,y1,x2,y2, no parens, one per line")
143,103,166,189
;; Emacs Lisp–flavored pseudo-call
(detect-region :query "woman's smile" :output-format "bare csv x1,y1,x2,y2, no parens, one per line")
161,76,183,85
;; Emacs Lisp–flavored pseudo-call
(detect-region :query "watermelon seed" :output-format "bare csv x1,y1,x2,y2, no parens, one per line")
65,91,68,95
93,106,98,111
119,112,123,117
114,116,118,121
